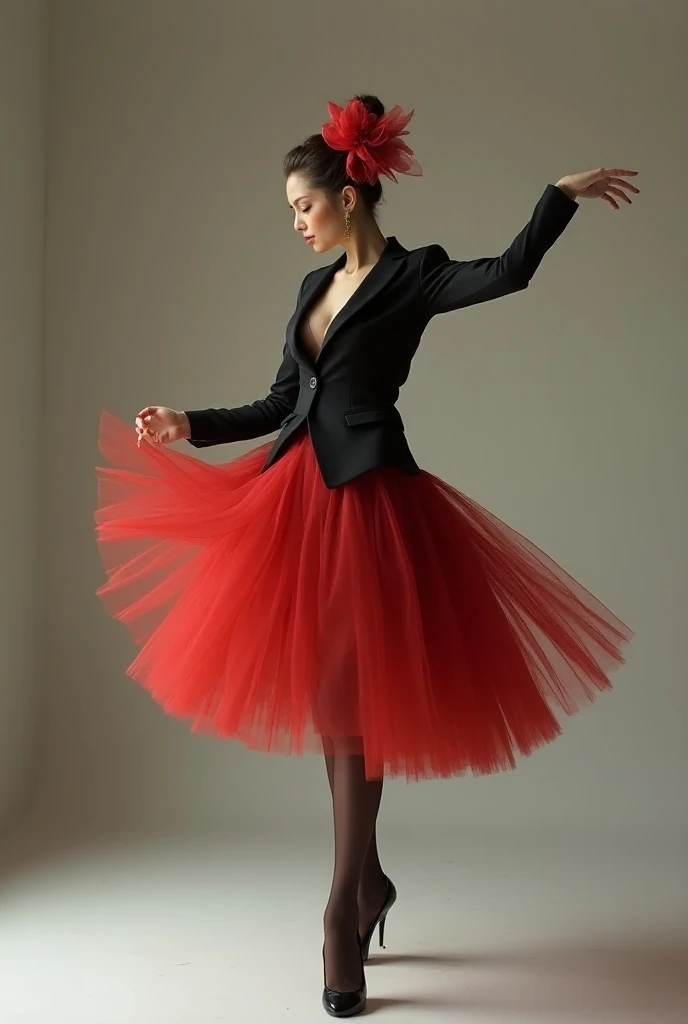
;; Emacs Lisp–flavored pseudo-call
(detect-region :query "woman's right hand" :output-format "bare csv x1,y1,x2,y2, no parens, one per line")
135,406,191,446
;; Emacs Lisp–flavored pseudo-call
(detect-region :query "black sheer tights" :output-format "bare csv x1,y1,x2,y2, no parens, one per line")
323,752,389,992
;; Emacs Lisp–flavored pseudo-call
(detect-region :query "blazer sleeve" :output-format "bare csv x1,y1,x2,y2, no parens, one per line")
419,183,579,316
183,275,310,448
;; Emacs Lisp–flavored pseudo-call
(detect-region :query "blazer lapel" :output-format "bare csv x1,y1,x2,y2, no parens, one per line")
287,237,407,368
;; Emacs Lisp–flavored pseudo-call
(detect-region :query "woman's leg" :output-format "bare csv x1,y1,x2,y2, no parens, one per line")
323,752,383,991
325,753,389,941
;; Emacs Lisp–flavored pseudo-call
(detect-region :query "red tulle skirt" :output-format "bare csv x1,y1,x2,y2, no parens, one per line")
94,412,631,780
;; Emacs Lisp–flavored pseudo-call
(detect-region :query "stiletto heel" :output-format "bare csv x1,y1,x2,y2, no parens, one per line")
321,930,367,1018
378,914,386,949
359,875,397,961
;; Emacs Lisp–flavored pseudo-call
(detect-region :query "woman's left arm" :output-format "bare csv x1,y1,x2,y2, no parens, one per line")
420,168,639,316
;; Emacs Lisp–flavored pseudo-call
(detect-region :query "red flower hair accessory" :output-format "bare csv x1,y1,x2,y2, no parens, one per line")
321,97,423,186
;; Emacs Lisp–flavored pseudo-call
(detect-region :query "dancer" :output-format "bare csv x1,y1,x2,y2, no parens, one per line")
95,94,636,1017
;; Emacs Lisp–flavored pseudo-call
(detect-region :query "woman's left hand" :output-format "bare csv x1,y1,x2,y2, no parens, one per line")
555,168,640,209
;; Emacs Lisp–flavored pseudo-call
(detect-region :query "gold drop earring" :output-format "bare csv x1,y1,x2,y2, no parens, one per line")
344,207,352,237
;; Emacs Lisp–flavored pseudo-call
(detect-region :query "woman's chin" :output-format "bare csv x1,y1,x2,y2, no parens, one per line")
312,238,334,254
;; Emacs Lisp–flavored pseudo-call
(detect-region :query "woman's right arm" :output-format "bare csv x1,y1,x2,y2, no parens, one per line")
183,271,312,447
184,339,300,448
137,274,309,448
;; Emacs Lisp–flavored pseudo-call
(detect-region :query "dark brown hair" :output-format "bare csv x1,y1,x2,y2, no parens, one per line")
283,94,385,219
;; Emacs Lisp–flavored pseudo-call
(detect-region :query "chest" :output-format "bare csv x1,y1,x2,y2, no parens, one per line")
298,267,376,363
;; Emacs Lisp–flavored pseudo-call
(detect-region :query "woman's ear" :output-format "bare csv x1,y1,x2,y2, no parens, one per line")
341,184,357,214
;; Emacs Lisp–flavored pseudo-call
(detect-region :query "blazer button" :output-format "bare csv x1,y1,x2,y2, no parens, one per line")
309,376,317,389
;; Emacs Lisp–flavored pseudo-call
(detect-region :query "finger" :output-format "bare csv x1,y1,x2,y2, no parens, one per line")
602,168,638,177
136,421,157,442
603,193,620,210
608,177,640,194
607,185,632,204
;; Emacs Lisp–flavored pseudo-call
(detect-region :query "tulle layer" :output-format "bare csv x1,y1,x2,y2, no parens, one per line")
94,411,631,780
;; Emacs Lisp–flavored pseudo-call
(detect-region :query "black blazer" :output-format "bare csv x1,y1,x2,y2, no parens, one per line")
186,183,578,488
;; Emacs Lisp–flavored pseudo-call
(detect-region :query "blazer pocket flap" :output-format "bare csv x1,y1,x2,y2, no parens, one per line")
344,408,396,427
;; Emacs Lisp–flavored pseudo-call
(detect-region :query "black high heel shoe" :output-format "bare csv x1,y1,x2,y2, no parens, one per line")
321,929,367,1018
359,875,397,962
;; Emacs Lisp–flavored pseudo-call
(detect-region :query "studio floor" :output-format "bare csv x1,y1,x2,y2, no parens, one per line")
1,824,686,1023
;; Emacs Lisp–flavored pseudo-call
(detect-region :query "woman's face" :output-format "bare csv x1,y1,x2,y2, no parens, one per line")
286,174,345,254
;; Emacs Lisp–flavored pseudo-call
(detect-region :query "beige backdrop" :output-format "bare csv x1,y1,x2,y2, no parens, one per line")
0,0,45,831
3,0,686,844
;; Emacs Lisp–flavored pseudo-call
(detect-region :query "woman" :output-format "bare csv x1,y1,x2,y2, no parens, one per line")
95,94,636,1017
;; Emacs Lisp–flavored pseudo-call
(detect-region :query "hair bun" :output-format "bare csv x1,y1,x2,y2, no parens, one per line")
354,94,385,118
